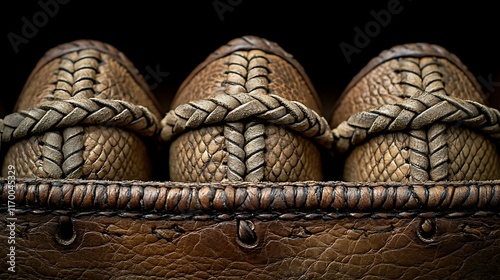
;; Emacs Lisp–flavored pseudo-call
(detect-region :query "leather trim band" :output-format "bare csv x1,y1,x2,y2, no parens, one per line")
2,178,498,213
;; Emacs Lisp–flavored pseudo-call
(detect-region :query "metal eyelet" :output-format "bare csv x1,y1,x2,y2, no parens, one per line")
236,219,258,248
417,218,437,243
55,216,76,246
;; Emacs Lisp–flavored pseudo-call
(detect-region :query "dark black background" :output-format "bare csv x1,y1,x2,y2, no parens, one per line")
3,0,499,117
2,0,499,180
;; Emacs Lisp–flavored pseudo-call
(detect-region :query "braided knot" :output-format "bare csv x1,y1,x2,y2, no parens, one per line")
0,97,161,149
160,93,333,149
332,91,500,154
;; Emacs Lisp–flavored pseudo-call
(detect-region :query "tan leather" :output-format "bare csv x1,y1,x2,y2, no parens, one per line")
0,40,163,180
162,35,332,183
1,39,499,280
330,43,500,182
1,178,499,279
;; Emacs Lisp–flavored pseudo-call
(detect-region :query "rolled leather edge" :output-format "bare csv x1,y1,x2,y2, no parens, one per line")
1,178,499,212
1,179,499,279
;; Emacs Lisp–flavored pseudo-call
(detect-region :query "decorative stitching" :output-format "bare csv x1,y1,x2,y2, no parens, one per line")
2,207,497,222
1,179,498,213
0,97,161,147
332,91,500,154
161,93,333,148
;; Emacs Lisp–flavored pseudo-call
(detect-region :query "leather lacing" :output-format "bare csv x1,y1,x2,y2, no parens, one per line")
161,93,333,146
2,179,498,213
332,91,500,153
2,179,498,249
161,92,334,182
0,97,161,151
332,90,500,181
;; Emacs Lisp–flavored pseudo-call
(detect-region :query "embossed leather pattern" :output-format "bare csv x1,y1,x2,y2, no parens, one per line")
0,38,499,279
163,36,331,183
1,179,499,279
331,43,500,182
0,40,163,180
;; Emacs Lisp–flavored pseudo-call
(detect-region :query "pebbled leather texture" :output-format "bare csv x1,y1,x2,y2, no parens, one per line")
1,39,499,280
330,43,500,182
0,40,163,180
1,178,499,279
162,35,332,183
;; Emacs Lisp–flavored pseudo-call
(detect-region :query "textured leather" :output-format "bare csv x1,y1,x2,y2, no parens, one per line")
330,43,500,182
163,36,331,183
1,39,499,280
1,178,499,279
0,40,163,180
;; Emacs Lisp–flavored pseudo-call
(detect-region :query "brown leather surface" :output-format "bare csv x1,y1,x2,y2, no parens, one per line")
171,36,322,112
164,36,329,183
1,39,499,280
0,40,163,181
330,43,500,182
13,40,162,114
1,178,499,279
168,125,323,182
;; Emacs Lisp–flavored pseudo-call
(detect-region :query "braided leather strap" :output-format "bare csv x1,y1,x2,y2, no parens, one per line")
332,91,500,154
0,97,161,151
161,93,334,149
2,178,499,212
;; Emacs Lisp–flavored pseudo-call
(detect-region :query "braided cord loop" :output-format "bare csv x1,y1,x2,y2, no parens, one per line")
0,97,161,150
332,91,500,154
160,93,334,149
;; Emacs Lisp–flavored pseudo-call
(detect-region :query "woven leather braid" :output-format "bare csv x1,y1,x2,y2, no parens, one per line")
40,131,64,178
222,51,269,182
332,91,500,154
242,51,269,182
244,120,266,182
160,92,333,149
0,97,161,151
225,122,246,181
61,126,85,178
33,39,154,96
